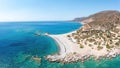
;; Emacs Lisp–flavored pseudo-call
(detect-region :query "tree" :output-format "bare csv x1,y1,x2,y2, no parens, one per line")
106,44,111,49
97,45,103,50
67,35,70,37
80,44,84,48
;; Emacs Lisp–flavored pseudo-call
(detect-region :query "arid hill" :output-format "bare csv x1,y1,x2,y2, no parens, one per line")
86,10,120,30
72,17,87,22
74,10,120,31
68,10,120,58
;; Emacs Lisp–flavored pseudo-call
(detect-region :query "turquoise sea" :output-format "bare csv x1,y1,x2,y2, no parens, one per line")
0,21,120,68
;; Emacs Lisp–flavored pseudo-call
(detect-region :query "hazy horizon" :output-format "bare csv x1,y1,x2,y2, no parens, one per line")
0,0,120,21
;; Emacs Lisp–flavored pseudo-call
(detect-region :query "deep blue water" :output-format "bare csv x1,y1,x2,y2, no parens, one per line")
0,21,120,68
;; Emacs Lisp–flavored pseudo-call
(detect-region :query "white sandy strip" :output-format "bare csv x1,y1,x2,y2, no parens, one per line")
49,32,90,57
49,33,120,59
49,35,66,54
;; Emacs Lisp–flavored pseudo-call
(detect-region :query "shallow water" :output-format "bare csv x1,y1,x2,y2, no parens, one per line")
0,21,120,68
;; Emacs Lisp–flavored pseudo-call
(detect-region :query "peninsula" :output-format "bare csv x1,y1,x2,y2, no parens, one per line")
46,10,120,63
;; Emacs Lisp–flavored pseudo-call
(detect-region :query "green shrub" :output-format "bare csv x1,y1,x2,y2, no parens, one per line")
80,44,84,48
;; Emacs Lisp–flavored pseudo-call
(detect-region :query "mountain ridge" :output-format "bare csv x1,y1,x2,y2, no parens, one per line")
73,10,120,31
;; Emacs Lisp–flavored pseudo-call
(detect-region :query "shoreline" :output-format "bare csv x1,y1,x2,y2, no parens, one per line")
46,32,92,63
45,24,120,63
46,33,120,63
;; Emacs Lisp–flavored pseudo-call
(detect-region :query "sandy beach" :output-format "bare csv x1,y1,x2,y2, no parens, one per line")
46,29,120,63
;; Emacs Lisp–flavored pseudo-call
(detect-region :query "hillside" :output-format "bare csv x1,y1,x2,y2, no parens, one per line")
74,10,120,31
72,17,87,22
46,10,120,63
70,10,120,52
86,10,120,30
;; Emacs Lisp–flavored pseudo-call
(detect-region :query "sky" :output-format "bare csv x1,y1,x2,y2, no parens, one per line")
0,0,120,21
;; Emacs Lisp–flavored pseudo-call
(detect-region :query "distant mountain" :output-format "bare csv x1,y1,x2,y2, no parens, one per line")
85,10,120,30
74,10,120,30
72,17,87,22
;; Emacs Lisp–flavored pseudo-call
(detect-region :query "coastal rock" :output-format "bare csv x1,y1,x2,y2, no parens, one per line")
46,53,91,63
